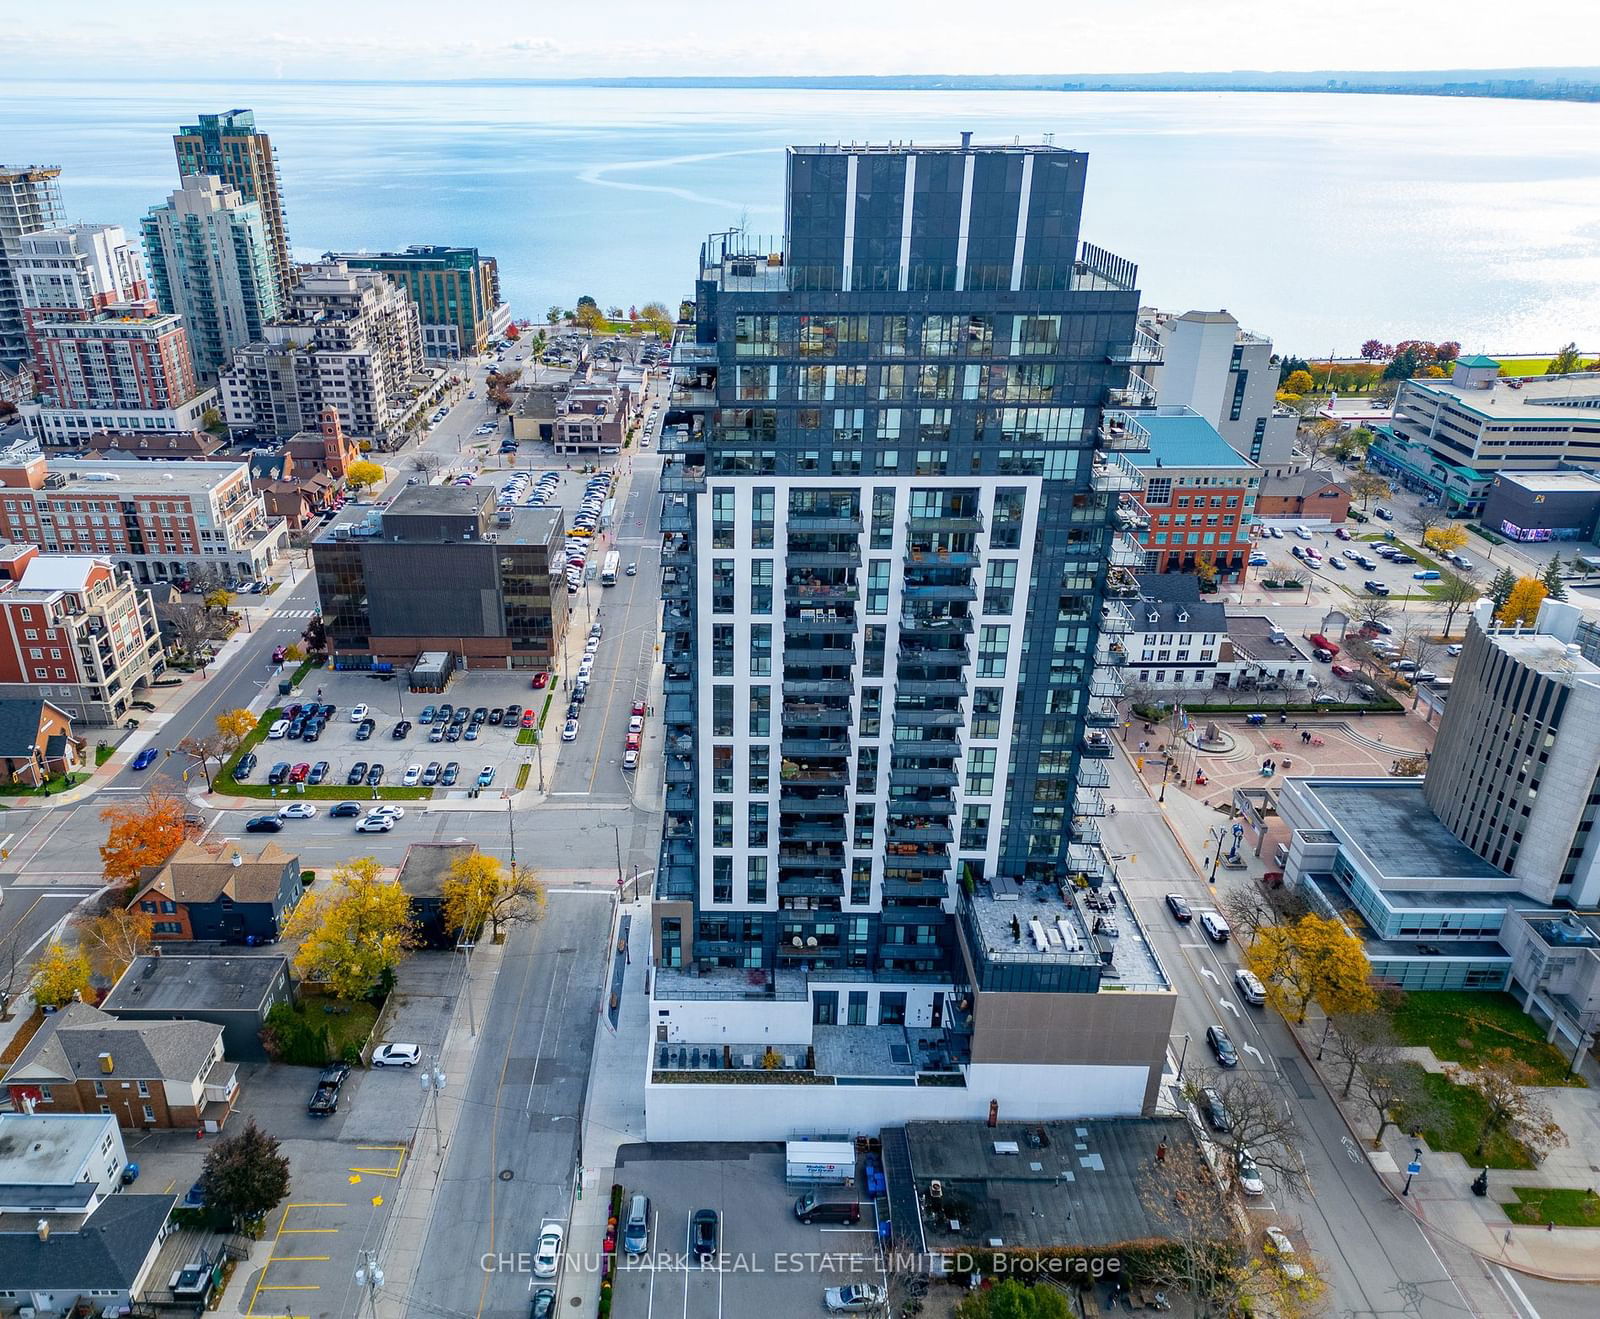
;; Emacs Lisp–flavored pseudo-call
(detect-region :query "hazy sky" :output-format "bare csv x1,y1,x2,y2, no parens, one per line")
10,0,1592,79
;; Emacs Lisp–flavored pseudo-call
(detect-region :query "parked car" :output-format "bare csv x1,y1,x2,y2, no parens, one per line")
402,764,423,786
689,1209,718,1262
533,1223,565,1278
1234,968,1267,1005
441,762,460,786
1264,1226,1305,1281
371,1042,421,1068
422,762,442,786
365,763,386,786
233,752,258,782
418,705,437,725
346,761,369,785
308,761,330,785
795,1193,861,1224
622,1194,652,1253
267,719,289,740
245,815,283,833
268,761,292,785
476,767,495,787
824,1285,887,1314
563,719,579,741
349,704,369,722
1237,1149,1266,1196
391,720,412,739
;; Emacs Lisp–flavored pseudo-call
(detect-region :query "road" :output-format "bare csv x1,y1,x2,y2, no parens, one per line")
404,890,615,1319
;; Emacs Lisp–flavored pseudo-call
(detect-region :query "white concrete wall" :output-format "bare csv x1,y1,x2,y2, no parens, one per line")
645,1061,1151,1142
656,995,813,1044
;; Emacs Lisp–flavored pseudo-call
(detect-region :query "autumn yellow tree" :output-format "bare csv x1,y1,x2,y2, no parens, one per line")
1349,471,1390,509
1247,913,1375,1023
442,851,545,942
75,906,154,982
33,941,92,1008
216,708,258,754
1422,523,1469,555
1495,577,1548,628
344,460,384,495
100,791,194,890
284,856,416,998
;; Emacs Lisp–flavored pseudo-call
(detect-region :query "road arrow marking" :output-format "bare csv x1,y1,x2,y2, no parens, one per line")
1199,967,1218,984
1242,1043,1265,1065
1220,999,1239,1018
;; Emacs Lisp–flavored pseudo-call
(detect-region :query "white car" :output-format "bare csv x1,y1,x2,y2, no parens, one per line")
1237,1149,1265,1196
278,802,318,820
824,1284,887,1313
356,816,395,833
628,715,644,733
562,719,579,742
533,1223,565,1279
371,1042,421,1068
1263,1226,1305,1281
267,720,289,739
367,804,406,821
622,749,638,770
1446,643,1463,656
349,704,369,723
402,764,423,786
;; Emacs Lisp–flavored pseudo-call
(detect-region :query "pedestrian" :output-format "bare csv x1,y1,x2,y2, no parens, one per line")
1156,1140,1167,1164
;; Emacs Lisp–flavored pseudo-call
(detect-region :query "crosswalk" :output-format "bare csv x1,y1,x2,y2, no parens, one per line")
273,609,318,619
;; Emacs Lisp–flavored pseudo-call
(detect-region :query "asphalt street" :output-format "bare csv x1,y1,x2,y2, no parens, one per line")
404,890,615,1319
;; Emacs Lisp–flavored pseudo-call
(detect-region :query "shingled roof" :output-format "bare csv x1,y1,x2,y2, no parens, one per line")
2,1001,221,1086
0,1193,176,1291
141,840,293,906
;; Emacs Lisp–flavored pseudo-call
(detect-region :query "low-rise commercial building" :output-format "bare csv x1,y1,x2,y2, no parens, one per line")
1369,358,1600,514
1479,468,1600,544
0,697,83,785
311,484,568,669
0,454,288,585
1254,466,1351,523
0,1112,128,1212
0,544,164,724
100,954,293,1065
80,429,226,462
1125,573,1228,692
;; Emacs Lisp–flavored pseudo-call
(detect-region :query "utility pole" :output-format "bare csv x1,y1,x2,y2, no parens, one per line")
354,1250,383,1319
614,825,625,892
420,1060,447,1163
457,940,476,1036
507,794,516,869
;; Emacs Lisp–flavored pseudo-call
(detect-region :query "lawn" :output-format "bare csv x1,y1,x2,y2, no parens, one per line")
94,744,116,767
1390,990,1585,1086
1501,1187,1600,1227
1399,1066,1538,1170
8,771,90,798
285,992,380,1062
1494,358,1558,377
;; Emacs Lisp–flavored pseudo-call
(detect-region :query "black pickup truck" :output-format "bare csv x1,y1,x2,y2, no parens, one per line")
307,1063,351,1117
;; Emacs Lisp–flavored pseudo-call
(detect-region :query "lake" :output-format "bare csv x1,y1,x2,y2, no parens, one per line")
4,80,1599,353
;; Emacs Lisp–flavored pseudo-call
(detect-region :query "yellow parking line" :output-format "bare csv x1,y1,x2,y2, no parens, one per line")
284,1201,348,1209
271,1256,332,1263
279,1227,340,1234
247,1204,296,1316
259,1285,321,1291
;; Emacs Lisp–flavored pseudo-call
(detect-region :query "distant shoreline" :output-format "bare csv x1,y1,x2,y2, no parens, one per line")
10,72,1600,103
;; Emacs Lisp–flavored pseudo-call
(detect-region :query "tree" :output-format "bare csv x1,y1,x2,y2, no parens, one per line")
1183,1066,1314,1200
1445,1049,1568,1163
503,323,520,341
344,459,384,495
1547,342,1586,375
545,305,563,325
203,586,233,612
216,708,258,754
32,940,91,1009
1323,1009,1402,1098
1299,418,1340,464
955,1279,1070,1319
1353,596,1395,631
411,451,446,478
1350,471,1390,509
100,790,193,888
442,851,545,941
576,295,598,312
284,856,417,999
1421,522,1468,555
639,301,674,335
0,929,26,1019
176,734,224,791
1138,1144,1261,1318
1218,882,1283,948
1436,571,1481,638
199,1119,291,1229
1411,507,1447,548
1495,577,1547,628
167,601,211,656
1360,339,1394,361
574,303,606,332
1487,564,1517,611
1247,913,1375,1024
1541,554,1568,602
74,906,153,982
1351,1058,1436,1147
1281,369,1315,397
200,405,228,437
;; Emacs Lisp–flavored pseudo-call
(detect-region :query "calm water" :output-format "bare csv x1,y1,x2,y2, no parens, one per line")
4,80,1599,353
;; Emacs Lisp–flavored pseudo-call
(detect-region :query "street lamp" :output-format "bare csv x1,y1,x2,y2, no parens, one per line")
1207,828,1226,885
1402,1146,1422,1196
1176,1033,1191,1083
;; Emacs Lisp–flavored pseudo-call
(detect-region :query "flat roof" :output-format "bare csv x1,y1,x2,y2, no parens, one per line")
1492,470,1600,494
903,1116,1197,1250
1301,779,1508,883
396,841,476,899
1484,629,1600,685
100,953,287,1014
1228,615,1310,661
0,1113,113,1182
38,458,246,495
1406,372,1600,421
1131,407,1255,471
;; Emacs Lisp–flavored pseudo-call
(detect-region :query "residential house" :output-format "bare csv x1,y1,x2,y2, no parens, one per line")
0,697,83,786
2,1002,238,1130
1126,574,1230,693
396,841,474,948
100,954,293,1063
1254,467,1351,523
80,429,225,461
0,1112,129,1212
128,840,303,944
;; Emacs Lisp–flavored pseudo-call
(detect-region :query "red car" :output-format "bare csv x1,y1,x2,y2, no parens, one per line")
532,671,551,689
625,733,642,752
631,700,646,717
520,711,537,729
288,762,311,783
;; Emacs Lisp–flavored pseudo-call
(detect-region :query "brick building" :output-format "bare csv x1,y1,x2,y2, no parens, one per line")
128,840,304,944
1254,467,1351,523
0,545,163,724
0,454,288,585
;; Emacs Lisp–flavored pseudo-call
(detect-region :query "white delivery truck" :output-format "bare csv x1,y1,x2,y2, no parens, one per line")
785,1139,855,1186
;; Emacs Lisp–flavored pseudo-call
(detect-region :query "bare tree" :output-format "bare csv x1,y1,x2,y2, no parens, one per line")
1219,882,1282,948
1183,1067,1312,1199
1350,471,1390,509
1352,596,1395,631
1349,1058,1436,1147
1322,1010,1402,1098
411,451,446,478
1436,571,1481,638
167,601,210,657
177,734,225,791
0,929,25,1019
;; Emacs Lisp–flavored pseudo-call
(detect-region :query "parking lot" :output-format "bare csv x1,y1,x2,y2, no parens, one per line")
607,1146,883,1319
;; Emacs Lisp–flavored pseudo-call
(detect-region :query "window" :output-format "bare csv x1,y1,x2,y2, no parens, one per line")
848,991,868,1025
712,624,735,676
94,1080,106,1097
752,488,775,548
961,804,991,851
661,917,682,968
713,802,734,848
851,859,873,904
878,992,907,1025
991,489,1025,548
712,857,733,902
870,489,895,549
750,560,773,613
712,560,735,613
859,686,882,738
863,625,886,677
712,686,734,737
978,625,1010,677
856,747,878,794
854,803,876,848
983,560,1017,614
866,559,890,614
142,1105,156,1123
712,745,734,793
747,856,768,903
966,747,997,796
749,685,771,737
748,801,769,847
749,745,770,793
711,488,736,548
137,1080,149,1097
971,688,1003,739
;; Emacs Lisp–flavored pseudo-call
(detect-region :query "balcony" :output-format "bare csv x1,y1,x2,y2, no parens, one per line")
778,785,848,809
1076,786,1106,817
1090,453,1145,494
785,581,859,605
1105,567,1139,597
663,670,694,696
1101,599,1134,634
886,822,954,846
1077,760,1111,788
886,794,957,818
779,764,850,788
899,613,974,636
1066,842,1111,881
784,612,858,636
907,511,983,534
661,500,692,533
664,758,695,786
1090,671,1126,700
780,818,846,843
1085,699,1118,728
1097,410,1153,454
784,646,855,668
780,737,850,758
883,847,951,872
661,574,692,603
1107,330,1163,365
1081,731,1115,759
894,674,968,700
788,509,863,533
892,707,963,730
1114,500,1150,532
902,582,978,603
781,678,853,699
778,845,845,867
1096,641,1128,668
782,701,852,726
890,734,962,761
659,461,707,495
1105,378,1158,410
777,875,845,898
905,547,980,569
787,547,862,570
656,428,704,457
889,765,960,789
1109,533,1145,568
883,875,950,901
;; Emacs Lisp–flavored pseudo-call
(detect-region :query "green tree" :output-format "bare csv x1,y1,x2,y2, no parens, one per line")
545,305,562,325
199,1119,291,1229
1547,342,1586,375
955,1278,1071,1319
576,295,598,312
200,406,228,437
574,303,606,332
1542,554,1568,601
1487,564,1518,612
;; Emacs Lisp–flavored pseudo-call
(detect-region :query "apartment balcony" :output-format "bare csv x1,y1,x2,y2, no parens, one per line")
777,875,845,898
784,647,856,669
882,875,950,901
894,674,968,700
1073,816,1102,846
1109,533,1145,568
1113,500,1150,533
886,794,957,819
668,383,718,411
664,697,695,729
899,612,974,636
661,574,692,603
890,734,962,761
788,510,863,533
1085,699,1119,728
1105,378,1158,410
1095,641,1128,668
907,511,983,534
664,757,696,786
777,844,846,867
785,580,859,606
1077,760,1111,788
787,546,862,570
782,701,852,727
1106,567,1140,597
1066,842,1111,881
1076,786,1107,817
1081,730,1115,759
1090,453,1145,494
1101,599,1134,634
883,847,951,872
1107,330,1164,365
902,582,978,604
1098,409,1153,454
891,707,963,730
778,785,848,810
781,678,853,699
662,838,696,869
778,764,850,788
779,819,847,844
1090,671,1126,700
904,545,981,569
780,737,851,758
659,462,707,495
886,822,954,846
655,428,704,457
658,861,695,901
784,612,858,636
661,500,692,533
